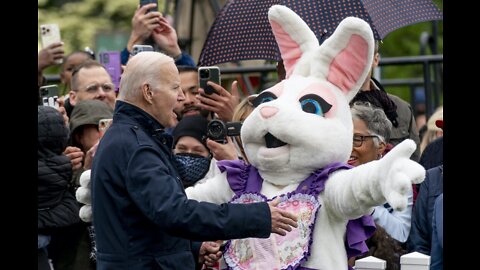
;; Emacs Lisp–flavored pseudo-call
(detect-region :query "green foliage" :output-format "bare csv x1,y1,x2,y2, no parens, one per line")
39,0,443,104
38,0,144,54
378,0,443,103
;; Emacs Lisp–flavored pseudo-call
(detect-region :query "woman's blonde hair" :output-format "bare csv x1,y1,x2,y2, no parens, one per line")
231,95,256,163
420,106,443,153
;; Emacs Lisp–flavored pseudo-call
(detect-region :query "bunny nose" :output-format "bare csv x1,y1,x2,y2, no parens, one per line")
260,106,278,119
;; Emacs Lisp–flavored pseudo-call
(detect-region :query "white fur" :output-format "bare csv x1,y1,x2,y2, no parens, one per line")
76,169,93,222
79,169,91,188
79,205,92,223
76,186,91,205
186,5,425,269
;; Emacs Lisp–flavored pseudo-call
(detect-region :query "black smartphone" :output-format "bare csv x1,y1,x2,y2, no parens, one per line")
39,85,59,108
140,0,158,13
198,66,221,95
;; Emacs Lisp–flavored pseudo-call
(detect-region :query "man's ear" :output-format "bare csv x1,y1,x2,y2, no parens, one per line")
142,84,153,104
69,90,77,106
60,72,66,84
373,52,380,69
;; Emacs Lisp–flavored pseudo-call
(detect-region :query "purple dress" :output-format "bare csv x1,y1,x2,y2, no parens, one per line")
217,160,376,270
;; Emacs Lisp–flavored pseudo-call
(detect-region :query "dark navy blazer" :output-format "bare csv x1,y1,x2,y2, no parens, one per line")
92,101,271,270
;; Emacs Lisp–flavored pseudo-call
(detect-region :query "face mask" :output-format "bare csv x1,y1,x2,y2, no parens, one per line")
173,153,211,187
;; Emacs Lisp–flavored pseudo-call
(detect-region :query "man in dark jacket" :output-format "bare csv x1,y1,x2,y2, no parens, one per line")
407,164,443,254
92,51,298,270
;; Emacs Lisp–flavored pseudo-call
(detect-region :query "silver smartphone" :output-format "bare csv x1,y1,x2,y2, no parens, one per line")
131,44,154,57
40,24,63,64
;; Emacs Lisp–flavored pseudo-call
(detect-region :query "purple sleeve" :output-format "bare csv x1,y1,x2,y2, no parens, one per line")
345,215,376,258
216,160,250,197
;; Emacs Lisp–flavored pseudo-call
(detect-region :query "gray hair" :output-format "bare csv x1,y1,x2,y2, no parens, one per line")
351,102,392,146
117,52,174,101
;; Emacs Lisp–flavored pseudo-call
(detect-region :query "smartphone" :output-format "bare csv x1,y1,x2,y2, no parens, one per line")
99,51,121,92
131,44,154,57
198,66,221,95
39,85,59,108
40,24,63,64
140,0,158,13
98,118,113,137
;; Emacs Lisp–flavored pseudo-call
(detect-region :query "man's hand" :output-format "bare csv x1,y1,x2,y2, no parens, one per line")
268,197,298,236
206,137,238,161
83,141,99,170
38,42,64,71
198,240,223,267
127,4,162,52
151,16,182,57
63,146,84,171
38,42,64,86
197,80,240,122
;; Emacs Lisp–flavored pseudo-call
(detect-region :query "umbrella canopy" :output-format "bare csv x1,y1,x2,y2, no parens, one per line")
198,0,443,66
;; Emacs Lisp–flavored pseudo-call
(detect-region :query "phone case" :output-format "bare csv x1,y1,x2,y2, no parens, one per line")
40,24,62,64
131,45,154,57
39,85,59,108
198,66,221,95
98,118,113,137
139,0,158,12
40,24,61,48
99,51,121,92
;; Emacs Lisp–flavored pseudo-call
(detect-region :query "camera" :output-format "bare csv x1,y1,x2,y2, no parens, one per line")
199,68,210,79
207,119,242,143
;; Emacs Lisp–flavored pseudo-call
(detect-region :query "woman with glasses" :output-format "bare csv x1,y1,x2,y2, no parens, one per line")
348,102,411,270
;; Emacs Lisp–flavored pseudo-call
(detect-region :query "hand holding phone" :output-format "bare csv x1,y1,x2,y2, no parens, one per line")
131,44,154,57
39,85,59,108
40,24,63,64
99,52,121,92
139,0,158,13
198,66,221,95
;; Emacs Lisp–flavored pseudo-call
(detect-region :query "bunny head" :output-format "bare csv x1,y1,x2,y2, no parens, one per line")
241,5,375,185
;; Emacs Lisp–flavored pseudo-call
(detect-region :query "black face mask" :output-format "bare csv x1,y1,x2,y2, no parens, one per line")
173,153,211,187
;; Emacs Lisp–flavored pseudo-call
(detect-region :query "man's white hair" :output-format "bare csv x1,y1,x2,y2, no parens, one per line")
117,52,174,101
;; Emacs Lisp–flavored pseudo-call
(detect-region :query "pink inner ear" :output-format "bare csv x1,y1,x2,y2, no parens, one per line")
327,35,368,94
271,21,302,79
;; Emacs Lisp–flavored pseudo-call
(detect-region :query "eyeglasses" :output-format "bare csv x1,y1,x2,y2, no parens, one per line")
79,83,115,93
353,134,379,147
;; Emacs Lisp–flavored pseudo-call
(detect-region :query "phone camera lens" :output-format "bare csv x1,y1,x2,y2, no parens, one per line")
200,69,210,79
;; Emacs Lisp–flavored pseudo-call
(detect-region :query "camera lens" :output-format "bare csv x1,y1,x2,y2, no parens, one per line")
103,54,110,64
200,69,210,79
207,120,226,141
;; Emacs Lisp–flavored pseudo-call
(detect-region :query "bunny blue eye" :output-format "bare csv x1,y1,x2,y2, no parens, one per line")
299,94,332,116
251,92,277,108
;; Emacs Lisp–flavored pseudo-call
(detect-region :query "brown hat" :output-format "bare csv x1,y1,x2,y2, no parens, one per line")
69,100,113,136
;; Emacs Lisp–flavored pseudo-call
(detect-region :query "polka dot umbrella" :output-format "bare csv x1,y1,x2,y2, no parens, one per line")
198,0,443,66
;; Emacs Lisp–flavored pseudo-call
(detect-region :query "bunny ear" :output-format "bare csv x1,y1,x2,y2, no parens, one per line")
268,5,318,79
311,17,375,101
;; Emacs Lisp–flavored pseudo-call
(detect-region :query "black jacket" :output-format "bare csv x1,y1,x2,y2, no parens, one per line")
92,101,272,270
407,165,443,254
38,106,80,231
